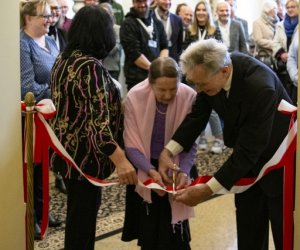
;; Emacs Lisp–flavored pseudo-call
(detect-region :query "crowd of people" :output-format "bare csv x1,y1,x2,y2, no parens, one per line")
20,0,298,249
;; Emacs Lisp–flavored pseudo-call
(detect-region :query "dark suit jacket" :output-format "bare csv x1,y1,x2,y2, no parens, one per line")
172,53,291,195
48,26,67,52
168,13,183,62
153,12,183,62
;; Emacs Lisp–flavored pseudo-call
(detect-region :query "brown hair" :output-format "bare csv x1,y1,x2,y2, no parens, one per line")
175,3,187,15
148,57,181,84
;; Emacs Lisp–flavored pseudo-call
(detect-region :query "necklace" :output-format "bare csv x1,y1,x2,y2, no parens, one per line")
156,105,167,115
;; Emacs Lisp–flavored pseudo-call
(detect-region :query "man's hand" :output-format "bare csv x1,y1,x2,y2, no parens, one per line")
173,184,213,206
148,168,166,196
158,148,178,185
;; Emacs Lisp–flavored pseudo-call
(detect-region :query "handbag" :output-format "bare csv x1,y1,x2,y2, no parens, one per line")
274,59,287,73
255,49,274,69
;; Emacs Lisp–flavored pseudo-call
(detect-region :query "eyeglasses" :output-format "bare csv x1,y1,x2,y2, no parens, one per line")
35,14,54,21
286,5,298,10
51,6,61,11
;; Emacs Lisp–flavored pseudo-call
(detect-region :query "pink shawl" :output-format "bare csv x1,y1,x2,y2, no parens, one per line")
124,78,196,224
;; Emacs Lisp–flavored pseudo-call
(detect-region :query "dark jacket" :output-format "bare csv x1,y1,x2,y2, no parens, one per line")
172,53,291,195
50,50,123,180
183,26,223,51
48,25,67,52
153,12,183,62
120,8,168,89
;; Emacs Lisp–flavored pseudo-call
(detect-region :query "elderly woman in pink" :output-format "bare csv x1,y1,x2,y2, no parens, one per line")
122,57,196,250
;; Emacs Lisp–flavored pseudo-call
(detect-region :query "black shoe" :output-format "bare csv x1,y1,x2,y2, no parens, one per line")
34,223,42,240
49,213,62,227
55,177,67,194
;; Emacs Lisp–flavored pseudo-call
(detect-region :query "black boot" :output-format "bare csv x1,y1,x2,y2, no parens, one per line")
55,176,67,194
49,213,62,227
34,222,41,240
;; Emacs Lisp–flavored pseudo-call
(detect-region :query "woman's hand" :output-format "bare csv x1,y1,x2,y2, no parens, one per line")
109,146,138,185
116,160,138,185
158,148,179,185
176,172,189,190
148,168,166,196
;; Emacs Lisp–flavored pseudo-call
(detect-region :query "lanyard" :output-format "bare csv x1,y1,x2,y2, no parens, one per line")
154,8,171,41
198,28,207,41
137,18,154,39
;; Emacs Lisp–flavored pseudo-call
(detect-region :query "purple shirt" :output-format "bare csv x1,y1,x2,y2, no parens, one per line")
126,103,196,175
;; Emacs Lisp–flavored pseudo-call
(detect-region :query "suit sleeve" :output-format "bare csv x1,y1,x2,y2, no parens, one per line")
172,93,211,151
214,85,278,189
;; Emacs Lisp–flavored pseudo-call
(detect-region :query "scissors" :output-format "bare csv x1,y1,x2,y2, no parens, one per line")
172,164,177,194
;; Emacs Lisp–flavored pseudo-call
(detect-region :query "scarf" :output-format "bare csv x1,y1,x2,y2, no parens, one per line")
284,14,298,38
262,12,278,34
124,79,196,224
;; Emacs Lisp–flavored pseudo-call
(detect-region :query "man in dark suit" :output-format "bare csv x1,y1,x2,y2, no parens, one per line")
153,0,183,62
48,0,67,52
159,39,291,250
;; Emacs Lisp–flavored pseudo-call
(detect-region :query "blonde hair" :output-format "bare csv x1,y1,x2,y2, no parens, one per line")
285,0,299,8
20,0,49,28
190,0,216,37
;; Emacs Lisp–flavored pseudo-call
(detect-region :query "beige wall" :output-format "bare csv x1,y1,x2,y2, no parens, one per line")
0,0,26,249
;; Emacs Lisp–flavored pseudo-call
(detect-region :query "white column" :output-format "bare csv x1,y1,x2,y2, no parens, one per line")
0,0,25,249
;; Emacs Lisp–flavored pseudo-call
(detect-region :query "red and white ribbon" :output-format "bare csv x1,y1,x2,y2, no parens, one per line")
22,99,118,238
128,100,297,250
22,99,296,248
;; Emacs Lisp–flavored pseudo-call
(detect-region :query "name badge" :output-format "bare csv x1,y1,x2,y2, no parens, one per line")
148,40,157,48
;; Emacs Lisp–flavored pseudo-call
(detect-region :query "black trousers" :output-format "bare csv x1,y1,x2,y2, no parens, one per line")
235,183,283,250
64,178,102,250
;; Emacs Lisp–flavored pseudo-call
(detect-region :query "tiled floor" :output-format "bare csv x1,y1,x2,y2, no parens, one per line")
95,194,275,250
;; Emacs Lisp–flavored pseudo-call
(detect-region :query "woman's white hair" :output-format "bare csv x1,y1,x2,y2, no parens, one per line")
262,0,277,13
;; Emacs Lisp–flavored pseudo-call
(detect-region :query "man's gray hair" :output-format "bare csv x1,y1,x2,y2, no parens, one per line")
179,39,232,76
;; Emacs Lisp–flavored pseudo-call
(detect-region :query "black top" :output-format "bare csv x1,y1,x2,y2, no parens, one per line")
120,8,168,88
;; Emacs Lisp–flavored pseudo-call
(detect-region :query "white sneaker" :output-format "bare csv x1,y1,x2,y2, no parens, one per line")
210,139,225,154
198,137,208,150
